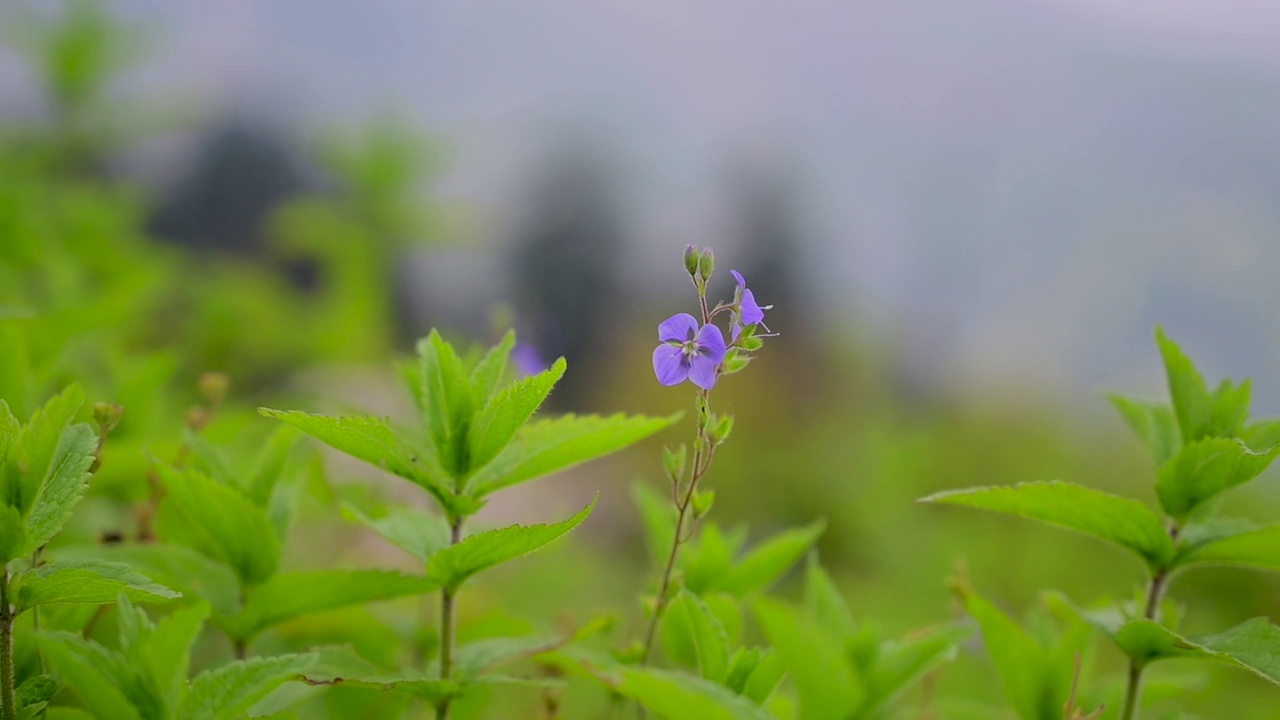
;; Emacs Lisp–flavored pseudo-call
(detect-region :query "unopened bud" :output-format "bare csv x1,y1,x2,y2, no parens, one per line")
698,248,715,281
92,402,124,435
198,372,230,407
683,245,699,276
662,445,687,482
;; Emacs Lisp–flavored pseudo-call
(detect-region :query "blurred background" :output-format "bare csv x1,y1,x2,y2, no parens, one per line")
2,0,1280,717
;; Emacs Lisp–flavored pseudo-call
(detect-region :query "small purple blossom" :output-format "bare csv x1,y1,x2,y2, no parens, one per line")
730,270,766,326
511,342,547,377
652,312,727,390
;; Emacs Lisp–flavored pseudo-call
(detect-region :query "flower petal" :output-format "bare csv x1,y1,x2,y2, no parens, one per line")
740,289,765,326
653,344,691,386
658,313,700,343
688,355,719,390
694,323,727,364
731,322,742,342
730,269,746,288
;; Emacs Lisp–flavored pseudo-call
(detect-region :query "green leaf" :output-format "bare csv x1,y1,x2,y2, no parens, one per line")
755,597,863,720
418,330,477,474
469,330,517,401
299,646,460,704
1186,617,1280,684
36,632,142,720
1177,524,1280,572
245,425,302,507
1109,394,1180,466
1156,328,1251,443
153,463,281,585
803,555,855,642
24,423,96,552
11,385,84,516
662,590,731,682
1155,438,1280,520
340,501,452,564
1242,420,1280,452
429,635,566,679
921,481,1176,568
633,483,677,568
960,590,1065,720
703,521,826,597
602,665,777,720
143,602,210,707
76,544,240,618
863,623,970,714
16,674,57,709
0,504,28,564
17,560,179,609
179,653,318,720
259,409,473,517
426,499,595,592
466,413,679,497
223,570,438,642
467,358,566,474
184,429,237,486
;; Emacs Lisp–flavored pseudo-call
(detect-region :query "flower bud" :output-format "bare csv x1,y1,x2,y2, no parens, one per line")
698,248,715,281
692,489,715,518
92,402,124,435
662,444,687,482
198,372,230,407
683,245,699,276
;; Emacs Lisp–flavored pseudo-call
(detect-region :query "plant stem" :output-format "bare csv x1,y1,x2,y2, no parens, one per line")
436,519,464,720
640,390,715,665
1120,567,1170,720
1,566,15,720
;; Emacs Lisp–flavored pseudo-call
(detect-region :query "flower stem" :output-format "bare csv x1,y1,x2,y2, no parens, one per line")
640,390,715,665
1120,566,1170,720
436,518,465,720
1,566,16,720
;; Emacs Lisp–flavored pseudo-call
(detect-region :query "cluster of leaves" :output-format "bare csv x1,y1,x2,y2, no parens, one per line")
924,328,1280,717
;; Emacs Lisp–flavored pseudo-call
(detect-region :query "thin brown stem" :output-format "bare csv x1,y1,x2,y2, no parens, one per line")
1,566,15,720
436,519,465,720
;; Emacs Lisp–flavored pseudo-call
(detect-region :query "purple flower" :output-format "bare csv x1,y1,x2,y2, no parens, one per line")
511,342,547,377
652,313,726,390
730,270,766,326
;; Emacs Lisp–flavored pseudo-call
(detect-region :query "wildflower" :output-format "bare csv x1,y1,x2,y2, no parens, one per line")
730,270,766,326
511,342,548,377
652,313,726,390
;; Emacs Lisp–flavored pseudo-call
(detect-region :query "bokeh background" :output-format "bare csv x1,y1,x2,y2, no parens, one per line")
3,1,1280,717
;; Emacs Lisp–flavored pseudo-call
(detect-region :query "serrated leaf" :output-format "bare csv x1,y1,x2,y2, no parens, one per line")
24,423,96,552
144,601,210,707
418,330,477,474
426,499,595,591
467,413,679,497
222,570,438,642
259,409,473,517
299,645,461,704
18,560,179,609
921,481,1175,568
153,463,280,585
427,635,566,679
1177,524,1280,572
36,631,142,720
11,385,84,516
469,330,517,401
662,590,731,682
74,544,240,618
466,358,566,475
600,665,777,720
179,653,318,720
1109,394,1180,466
1155,438,1280,520
1155,328,1251,443
702,520,826,597
755,597,863,720
16,674,56,708
340,501,452,564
